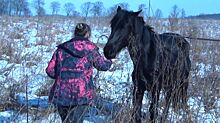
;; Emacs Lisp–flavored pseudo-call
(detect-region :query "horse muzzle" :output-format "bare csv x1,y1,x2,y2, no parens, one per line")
103,45,116,59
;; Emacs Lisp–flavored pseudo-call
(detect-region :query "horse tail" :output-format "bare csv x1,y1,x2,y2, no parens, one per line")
171,54,191,111
171,77,189,111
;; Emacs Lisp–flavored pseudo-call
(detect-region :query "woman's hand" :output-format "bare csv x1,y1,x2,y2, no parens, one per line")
109,59,117,71
111,59,117,64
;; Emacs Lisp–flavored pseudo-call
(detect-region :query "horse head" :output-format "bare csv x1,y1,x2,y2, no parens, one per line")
104,6,142,59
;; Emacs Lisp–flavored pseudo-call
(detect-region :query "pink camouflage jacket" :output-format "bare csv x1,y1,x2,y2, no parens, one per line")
46,36,112,106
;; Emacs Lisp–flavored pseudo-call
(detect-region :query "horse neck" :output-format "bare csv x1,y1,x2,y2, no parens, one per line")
127,33,139,65
127,27,157,67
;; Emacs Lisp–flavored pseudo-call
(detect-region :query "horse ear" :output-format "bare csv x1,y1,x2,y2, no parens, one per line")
117,6,122,12
132,10,142,16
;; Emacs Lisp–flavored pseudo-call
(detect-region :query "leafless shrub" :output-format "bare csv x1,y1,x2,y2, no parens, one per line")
0,39,14,58
36,78,53,96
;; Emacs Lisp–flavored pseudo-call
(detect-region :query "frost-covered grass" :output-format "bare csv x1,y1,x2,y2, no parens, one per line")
0,16,219,122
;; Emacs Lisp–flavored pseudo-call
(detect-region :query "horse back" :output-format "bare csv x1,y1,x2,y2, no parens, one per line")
157,33,191,75
157,33,190,57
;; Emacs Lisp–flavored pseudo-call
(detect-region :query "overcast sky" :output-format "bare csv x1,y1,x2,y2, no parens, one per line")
32,0,220,17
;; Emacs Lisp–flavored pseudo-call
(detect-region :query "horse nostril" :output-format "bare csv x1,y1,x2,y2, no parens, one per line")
104,46,109,56
104,44,110,52
104,45,113,59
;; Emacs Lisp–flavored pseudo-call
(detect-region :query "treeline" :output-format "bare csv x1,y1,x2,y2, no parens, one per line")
2,0,219,20
0,0,154,17
0,0,189,19
189,13,220,20
0,0,31,16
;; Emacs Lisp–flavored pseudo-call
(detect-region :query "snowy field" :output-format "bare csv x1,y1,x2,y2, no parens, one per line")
0,16,219,122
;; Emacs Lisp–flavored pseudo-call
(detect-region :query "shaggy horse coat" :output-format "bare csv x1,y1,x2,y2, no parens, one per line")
104,6,191,123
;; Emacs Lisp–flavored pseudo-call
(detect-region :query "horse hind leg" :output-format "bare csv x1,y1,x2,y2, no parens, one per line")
182,78,189,109
132,86,145,123
161,88,172,123
149,86,161,123
181,78,193,122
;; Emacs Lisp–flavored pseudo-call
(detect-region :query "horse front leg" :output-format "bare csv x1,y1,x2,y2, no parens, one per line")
149,86,161,123
132,86,144,123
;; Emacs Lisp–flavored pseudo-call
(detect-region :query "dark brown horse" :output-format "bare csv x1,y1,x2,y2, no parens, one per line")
104,6,191,123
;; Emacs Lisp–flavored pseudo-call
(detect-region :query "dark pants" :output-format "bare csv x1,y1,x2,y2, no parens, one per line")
57,105,88,123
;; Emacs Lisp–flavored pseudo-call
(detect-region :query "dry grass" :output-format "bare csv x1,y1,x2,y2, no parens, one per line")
0,15,219,122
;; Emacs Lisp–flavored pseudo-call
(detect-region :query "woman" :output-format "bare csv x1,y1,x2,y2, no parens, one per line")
46,23,113,123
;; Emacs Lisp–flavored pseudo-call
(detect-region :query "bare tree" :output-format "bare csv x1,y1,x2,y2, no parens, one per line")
63,2,75,16
50,1,60,15
91,1,104,17
181,8,186,18
0,0,9,15
80,2,93,17
33,0,45,16
106,5,117,17
0,0,30,16
107,3,129,17
138,4,146,10
0,0,16,15
72,11,80,17
154,9,163,18
168,5,180,31
13,0,30,16
138,4,147,17
13,0,20,15
6,0,18,16
21,0,30,16
23,7,32,16
118,2,129,10
169,5,180,18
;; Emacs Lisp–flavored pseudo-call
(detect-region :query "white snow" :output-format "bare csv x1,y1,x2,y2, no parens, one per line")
0,17,219,122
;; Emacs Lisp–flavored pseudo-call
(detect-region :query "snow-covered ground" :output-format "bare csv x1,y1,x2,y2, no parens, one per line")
0,17,219,122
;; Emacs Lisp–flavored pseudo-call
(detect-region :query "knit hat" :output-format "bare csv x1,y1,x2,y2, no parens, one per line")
74,23,91,37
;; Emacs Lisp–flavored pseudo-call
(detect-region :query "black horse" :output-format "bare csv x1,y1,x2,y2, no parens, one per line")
104,6,191,123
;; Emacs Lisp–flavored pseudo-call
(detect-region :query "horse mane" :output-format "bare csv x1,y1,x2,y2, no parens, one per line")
110,13,118,25
110,9,128,29
145,24,154,32
132,16,156,48
134,16,154,32
134,16,155,37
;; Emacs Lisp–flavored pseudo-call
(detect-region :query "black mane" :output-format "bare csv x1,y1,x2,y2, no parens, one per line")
110,9,128,29
145,24,154,32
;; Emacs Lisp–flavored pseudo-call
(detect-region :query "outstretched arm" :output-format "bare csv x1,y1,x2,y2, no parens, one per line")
93,50,112,71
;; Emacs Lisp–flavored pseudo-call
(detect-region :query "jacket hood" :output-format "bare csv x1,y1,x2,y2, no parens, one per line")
57,37,97,58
